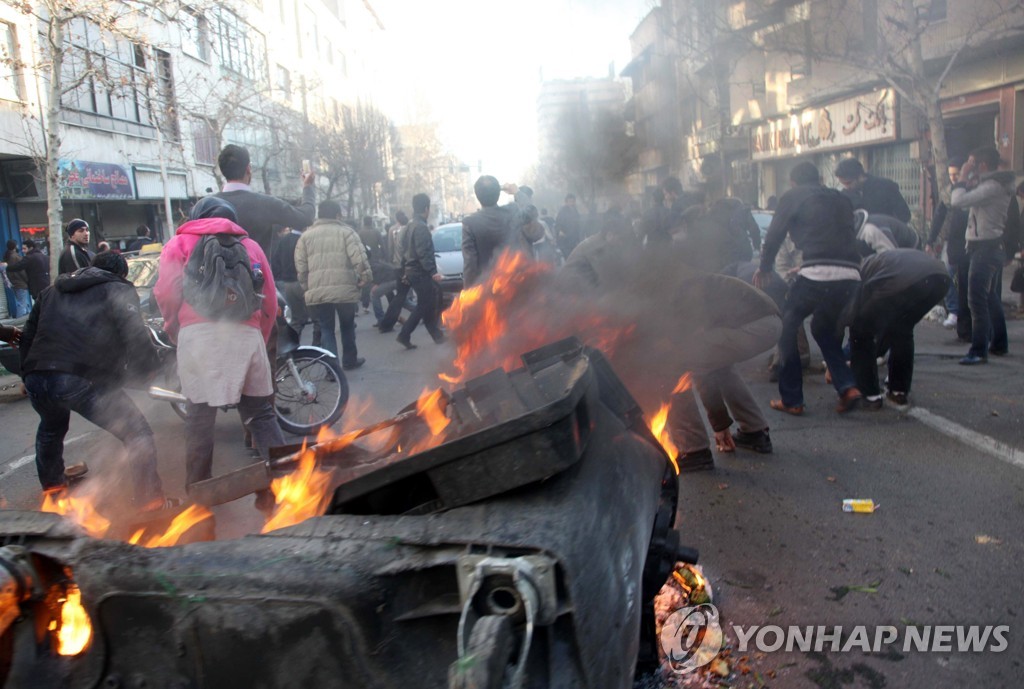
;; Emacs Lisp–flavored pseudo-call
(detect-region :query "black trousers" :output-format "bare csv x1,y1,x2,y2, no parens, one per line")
399,275,443,342
850,274,949,397
378,279,410,332
954,255,972,342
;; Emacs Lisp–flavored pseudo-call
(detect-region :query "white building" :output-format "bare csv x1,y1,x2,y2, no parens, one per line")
0,0,384,250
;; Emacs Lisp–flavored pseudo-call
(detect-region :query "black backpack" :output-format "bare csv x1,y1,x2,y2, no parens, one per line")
183,235,264,321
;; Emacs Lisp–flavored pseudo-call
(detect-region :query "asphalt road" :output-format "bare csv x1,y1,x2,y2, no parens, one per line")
677,313,1024,688
1,306,1022,688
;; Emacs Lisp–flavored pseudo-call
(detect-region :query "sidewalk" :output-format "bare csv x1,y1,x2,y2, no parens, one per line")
0,370,25,403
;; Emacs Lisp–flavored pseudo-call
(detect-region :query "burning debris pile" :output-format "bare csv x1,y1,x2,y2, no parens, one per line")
3,241,784,688
0,337,693,689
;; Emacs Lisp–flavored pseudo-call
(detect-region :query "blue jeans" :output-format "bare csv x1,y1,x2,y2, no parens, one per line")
778,277,859,407
25,372,163,505
309,302,358,366
13,289,30,317
944,262,958,315
966,243,1007,357
371,280,395,323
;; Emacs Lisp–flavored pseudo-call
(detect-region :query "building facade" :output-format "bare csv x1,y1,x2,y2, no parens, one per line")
0,0,384,258
624,0,1024,224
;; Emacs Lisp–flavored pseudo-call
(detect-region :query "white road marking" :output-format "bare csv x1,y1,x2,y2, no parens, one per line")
908,407,1024,470
0,433,93,481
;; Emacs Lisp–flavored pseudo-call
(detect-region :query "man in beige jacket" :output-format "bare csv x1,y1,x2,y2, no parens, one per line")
296,200,372,370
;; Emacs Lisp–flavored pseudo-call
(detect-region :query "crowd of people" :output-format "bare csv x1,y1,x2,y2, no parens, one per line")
3,140,1022,505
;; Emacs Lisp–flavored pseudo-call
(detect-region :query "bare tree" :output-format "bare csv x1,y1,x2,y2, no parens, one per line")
758,0,1024,203
22,0,184,281
331,100,395,219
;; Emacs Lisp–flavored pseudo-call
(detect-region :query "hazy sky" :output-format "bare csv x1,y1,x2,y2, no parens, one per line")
372,0,653,182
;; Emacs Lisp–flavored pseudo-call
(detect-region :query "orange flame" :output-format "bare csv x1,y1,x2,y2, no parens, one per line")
648,403,680,475
40,489,111,539
646,373,693,474
128,505,214,548
261,448,333,534
416,388,450,437
672,372,693,394
55,584,91,655
441,250,553,384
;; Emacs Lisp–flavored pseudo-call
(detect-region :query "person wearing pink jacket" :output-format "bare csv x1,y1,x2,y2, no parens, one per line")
154,196,283,507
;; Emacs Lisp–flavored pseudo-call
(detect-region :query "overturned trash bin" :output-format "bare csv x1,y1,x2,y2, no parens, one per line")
0,338,694,689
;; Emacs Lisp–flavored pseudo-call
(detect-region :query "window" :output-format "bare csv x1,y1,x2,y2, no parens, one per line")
276,64,291,98
790,56,810,81
192,118,218,165
921,0,947,22
0,22,20,101
153,49,179,140
212,8,267,83
181,9,209,61
301,6,318,59
60,19,153,125
324,38,333,65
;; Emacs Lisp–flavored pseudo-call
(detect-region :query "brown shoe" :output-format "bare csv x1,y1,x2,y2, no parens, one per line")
769,399,804,416
835,387,862,413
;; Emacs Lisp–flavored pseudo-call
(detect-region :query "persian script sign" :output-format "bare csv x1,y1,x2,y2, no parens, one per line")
751,90,897,161
58,160,135,200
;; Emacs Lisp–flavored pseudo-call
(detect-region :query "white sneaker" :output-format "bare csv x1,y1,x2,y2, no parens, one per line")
942,313,958,329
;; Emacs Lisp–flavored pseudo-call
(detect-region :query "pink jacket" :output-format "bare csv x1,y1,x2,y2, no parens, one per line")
154,217,276,343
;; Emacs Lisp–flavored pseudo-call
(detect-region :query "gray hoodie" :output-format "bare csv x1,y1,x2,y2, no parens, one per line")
951,170,1017,244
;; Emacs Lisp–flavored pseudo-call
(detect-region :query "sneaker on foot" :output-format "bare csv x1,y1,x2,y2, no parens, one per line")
862,396,883,411
678,448,715,472
732,429,773,454
942,313,958,329
886,391,909,408
959,354,987,365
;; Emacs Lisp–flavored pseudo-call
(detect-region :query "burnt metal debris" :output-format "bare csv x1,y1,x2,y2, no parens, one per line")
0,337,697,689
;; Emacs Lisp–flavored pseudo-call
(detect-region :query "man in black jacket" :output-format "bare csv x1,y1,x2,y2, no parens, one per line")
215,144,316,262
755,162,863,415
271,225,315,342
58,219,95,275
397,194,444,349
20,252,170,511
835,158,912,222
555,193,581,258
126,225,154,252
5,239,49,299
461,176,539,287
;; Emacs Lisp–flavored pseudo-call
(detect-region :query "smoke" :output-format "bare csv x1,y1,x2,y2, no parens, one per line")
439,245,780,412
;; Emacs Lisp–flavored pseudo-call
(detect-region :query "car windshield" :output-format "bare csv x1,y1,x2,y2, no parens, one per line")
126,257,158,288
433,225,461,253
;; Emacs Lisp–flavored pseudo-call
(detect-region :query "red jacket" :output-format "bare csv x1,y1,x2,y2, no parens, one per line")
154,217,276,343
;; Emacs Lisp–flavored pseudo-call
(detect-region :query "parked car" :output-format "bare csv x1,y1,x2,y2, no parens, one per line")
432,222,464,300
0,315,26,375
125,249,162,318
752,210,773,259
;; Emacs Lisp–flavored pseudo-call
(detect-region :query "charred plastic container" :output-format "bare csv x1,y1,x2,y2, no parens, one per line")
0,338,690,689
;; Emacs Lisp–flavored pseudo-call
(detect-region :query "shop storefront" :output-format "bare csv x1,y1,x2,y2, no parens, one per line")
750,89,920,215
0,158,192,251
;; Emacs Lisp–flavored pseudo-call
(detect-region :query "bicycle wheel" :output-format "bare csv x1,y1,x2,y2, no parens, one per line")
274,350,348,436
